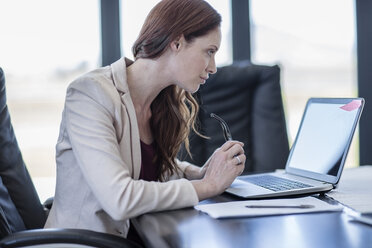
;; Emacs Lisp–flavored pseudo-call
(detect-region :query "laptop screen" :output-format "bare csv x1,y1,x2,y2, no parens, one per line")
286,98,364,183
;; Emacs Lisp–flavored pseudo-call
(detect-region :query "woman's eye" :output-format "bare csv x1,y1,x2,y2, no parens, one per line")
208,50,215,56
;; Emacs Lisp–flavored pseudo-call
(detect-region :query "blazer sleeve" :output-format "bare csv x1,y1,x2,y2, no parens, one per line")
171,159,194,180
63,77,199,220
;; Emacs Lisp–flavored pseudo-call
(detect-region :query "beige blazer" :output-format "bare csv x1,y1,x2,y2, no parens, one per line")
44,58,199,237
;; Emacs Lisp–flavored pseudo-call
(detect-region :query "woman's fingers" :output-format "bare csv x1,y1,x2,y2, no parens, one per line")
220,140,244,152
234,156,242,165
232,154,243,165
214,141,246,168
227,144,244,159
201,143,246,196
233,154,245,165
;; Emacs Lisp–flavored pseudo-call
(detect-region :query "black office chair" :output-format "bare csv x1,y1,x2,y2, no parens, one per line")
0,67,141,248
179,61,289,174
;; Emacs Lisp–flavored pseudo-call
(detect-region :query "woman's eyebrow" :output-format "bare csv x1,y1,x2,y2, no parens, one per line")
210,45,219,51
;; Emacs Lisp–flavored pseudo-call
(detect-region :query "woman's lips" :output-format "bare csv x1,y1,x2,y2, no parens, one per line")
200,76,208,84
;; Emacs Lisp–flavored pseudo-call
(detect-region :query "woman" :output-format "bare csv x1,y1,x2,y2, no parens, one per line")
45,0,246,238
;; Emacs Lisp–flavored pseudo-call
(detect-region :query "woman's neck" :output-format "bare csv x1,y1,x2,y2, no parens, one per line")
126,57,171,113
126,57,172,143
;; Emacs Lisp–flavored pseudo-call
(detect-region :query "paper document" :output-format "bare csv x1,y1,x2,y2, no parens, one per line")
326,166,372,213
195,196,342,219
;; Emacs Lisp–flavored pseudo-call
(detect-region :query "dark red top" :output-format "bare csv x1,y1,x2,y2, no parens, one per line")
139,140,159,181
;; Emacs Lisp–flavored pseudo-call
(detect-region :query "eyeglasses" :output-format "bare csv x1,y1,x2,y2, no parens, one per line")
210,113,232,141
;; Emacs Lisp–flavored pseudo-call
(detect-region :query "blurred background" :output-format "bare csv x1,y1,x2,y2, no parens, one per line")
0,0,370,201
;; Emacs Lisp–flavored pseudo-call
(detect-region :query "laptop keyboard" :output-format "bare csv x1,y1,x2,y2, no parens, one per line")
241,175,312,192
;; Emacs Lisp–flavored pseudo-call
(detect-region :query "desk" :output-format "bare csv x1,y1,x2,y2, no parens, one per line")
132,168,372,248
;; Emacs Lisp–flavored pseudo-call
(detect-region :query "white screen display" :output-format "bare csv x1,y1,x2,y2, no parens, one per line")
288,100,362,176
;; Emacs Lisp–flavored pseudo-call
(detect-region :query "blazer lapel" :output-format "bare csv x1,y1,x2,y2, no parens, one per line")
111,58,141,180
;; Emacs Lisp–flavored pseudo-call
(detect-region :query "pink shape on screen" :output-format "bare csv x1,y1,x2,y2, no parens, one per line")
340,100,362,111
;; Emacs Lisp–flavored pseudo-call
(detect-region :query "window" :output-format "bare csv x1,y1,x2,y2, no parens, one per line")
0,0,100,199
250,0,358,167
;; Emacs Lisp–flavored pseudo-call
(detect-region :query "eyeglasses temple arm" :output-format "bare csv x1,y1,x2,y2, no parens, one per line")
210,113,233,141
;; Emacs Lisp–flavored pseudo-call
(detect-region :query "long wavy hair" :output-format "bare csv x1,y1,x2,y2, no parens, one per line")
132,0,221,181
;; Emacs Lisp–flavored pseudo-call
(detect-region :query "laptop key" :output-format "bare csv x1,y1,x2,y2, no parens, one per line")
241,175,312,192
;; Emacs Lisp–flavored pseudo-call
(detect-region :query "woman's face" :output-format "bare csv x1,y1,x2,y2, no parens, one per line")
171,27,221,93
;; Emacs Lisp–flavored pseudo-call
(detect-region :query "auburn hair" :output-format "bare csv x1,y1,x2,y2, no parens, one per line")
132,0,221,181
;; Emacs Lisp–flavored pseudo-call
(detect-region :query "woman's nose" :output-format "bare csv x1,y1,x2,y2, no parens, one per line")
207,58,217,74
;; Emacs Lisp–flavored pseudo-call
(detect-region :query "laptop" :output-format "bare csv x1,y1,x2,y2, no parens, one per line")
226,98,364,199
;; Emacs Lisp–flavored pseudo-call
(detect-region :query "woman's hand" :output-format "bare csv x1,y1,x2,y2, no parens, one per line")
191,140,246,201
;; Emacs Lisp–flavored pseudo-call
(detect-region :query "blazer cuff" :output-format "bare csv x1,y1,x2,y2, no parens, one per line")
174,159,194,178
179,178,199,205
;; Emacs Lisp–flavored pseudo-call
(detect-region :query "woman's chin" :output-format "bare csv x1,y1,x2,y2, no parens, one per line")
191,85,201,93
178,82,201,94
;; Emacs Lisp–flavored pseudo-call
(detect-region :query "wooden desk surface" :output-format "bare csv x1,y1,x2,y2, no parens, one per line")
132,193,372,248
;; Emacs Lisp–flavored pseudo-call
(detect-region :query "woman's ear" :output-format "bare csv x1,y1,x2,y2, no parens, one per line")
170,35,185,52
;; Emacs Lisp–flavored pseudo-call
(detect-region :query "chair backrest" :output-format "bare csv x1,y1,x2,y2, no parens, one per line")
179,61,289,174
0,68,46,239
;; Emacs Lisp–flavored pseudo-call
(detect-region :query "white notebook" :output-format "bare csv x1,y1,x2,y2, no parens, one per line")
195,196,342,219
